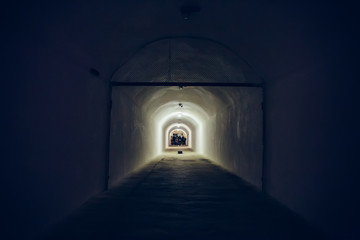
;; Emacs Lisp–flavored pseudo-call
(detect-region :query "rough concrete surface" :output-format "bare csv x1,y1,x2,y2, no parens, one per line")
43,152,326,240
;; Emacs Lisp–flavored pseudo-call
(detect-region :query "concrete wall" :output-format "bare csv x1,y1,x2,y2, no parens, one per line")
109,87,151,187
4,7,109,239
263,17,360,240
207,87,263,189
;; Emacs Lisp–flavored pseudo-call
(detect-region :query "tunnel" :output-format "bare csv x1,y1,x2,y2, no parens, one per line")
4,1,359,240
108,38,263,189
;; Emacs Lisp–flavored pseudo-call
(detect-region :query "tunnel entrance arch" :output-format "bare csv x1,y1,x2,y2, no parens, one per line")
107,37,264,191
165,122,192,150
169,129,187,147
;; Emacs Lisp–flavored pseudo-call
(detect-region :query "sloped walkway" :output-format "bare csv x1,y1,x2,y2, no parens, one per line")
43,153,327,240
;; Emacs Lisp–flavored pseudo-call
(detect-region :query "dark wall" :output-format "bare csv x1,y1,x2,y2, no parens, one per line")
3,4,109,239
264,14,360,239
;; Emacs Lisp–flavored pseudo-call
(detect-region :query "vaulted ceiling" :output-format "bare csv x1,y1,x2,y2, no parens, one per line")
6,0,356,84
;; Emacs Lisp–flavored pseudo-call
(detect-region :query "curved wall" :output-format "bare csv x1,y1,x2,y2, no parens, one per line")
108,38,263,188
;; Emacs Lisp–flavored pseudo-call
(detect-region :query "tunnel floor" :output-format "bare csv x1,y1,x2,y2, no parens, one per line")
44,153,326,239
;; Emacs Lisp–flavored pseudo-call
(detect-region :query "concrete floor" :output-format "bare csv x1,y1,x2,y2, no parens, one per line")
43,152,327,239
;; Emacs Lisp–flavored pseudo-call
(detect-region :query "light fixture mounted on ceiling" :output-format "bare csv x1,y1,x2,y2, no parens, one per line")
180,4,201,20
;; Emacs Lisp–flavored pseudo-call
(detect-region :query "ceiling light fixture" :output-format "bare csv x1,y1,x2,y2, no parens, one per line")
180,4,202,20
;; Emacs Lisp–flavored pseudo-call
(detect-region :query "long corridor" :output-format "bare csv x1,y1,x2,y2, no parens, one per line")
44,153,326,240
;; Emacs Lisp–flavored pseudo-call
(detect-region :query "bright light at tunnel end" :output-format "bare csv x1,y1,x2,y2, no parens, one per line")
165,123,192,149
154,106,206,156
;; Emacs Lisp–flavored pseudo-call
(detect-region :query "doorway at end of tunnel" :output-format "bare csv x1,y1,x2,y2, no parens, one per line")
169,129,188,147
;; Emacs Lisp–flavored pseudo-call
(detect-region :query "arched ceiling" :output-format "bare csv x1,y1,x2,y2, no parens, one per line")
112,38,261,83
6,1,354,84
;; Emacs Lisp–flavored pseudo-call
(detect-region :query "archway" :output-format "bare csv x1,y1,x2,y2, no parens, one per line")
108,37,263,190
169,129,187,146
